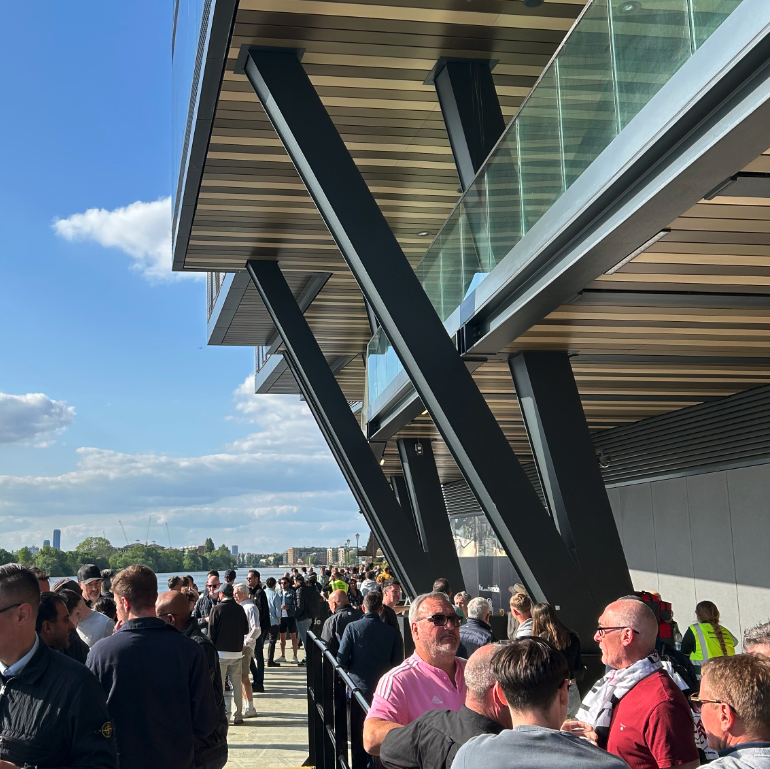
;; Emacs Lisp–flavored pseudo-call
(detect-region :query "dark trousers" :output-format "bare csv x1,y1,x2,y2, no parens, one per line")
249,634,266,688
266,625,280,664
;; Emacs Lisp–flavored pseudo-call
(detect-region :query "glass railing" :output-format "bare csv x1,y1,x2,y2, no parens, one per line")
366,0,743,416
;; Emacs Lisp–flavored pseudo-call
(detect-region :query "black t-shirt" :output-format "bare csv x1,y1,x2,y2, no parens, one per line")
380,706,503,769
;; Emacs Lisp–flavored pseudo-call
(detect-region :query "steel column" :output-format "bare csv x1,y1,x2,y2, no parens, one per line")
245,259,434,597
509,352,632,610
243,49,600,641
432,60,505,191
397,438,465,593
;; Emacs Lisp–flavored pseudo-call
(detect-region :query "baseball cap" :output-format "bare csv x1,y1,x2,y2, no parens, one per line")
77,564,102,584
225,569,236,581
220,583,234,597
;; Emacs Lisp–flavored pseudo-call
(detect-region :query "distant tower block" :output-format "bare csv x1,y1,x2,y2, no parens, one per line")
231,545,239,556
43,539,50,548
53,529,61,550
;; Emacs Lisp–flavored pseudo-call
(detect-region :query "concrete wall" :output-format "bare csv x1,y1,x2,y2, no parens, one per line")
606,462,770,649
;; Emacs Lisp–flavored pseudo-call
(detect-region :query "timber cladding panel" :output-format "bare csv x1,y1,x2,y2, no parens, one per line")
184,2,770,485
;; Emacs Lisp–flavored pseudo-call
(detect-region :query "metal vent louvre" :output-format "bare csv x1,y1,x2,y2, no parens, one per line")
442,384,770,517
443,468,545,519
593,383,770,486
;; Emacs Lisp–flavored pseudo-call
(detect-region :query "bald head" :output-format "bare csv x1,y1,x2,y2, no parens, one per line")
156,590,193,631
607,599,658,645
597,597,658,668
329,589,348,613
464,645,512,729
465,644,499,701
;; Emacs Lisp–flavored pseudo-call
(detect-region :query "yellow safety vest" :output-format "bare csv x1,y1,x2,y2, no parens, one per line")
330,579,348,593
689,622,736,661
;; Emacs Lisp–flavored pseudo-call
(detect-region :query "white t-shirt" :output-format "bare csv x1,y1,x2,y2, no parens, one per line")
77,609,115,647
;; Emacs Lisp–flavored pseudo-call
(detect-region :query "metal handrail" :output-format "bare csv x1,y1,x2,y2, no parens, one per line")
305,630,370,769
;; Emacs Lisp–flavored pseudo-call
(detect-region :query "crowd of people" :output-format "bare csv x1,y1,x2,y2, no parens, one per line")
1,559,769,769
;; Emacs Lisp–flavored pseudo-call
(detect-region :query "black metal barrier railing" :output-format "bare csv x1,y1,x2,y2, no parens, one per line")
306,630,370,769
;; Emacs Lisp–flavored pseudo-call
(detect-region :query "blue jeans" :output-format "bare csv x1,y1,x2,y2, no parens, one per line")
297,618,313,649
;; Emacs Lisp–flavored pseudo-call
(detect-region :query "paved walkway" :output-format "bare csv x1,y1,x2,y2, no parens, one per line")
224,648,309,769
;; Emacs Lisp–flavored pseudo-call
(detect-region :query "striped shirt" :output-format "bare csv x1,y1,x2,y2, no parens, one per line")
366,652,467,726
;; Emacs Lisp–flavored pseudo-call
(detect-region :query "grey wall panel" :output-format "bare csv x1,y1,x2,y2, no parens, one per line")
687,472,741,639
619,483,658,592
651,479,696,619
726,465,770,642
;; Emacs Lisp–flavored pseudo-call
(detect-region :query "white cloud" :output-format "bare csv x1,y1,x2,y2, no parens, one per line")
52,197,201,283
0,380,363,551
0,392,75,445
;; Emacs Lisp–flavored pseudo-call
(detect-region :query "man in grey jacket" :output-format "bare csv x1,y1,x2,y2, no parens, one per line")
453,638,627,769
695,654,770,768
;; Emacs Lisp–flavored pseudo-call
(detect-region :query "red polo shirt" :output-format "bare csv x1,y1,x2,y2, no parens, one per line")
606,670,698,769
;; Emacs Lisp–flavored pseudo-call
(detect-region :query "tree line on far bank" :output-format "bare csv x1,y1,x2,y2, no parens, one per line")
0,536,237,577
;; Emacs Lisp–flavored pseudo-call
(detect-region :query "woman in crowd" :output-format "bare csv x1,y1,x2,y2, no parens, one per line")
681,600,737,672
531,602,582,717
347,577,363,610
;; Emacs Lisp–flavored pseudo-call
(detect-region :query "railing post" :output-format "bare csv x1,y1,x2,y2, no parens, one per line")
322,650,335,769
349,694,368,769
306,634,317,768
333,669,349,769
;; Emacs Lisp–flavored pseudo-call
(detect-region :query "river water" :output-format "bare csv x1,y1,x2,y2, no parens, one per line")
59,567,295,590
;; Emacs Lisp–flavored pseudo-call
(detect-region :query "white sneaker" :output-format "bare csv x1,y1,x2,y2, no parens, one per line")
276,655,286,662
244,704,258,718
231,714,244,725
292,656,298,664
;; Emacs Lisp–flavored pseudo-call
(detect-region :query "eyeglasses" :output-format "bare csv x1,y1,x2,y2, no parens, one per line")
690,695,735,714
419,613,462,628
207,583,220,589
595,626,637,638
0,602,21,615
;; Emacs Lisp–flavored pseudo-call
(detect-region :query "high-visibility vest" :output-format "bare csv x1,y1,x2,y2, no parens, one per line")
689,622,736,661
330,579,348,593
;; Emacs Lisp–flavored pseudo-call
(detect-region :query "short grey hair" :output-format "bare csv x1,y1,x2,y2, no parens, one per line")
233,582,249,598
464,644,500,699
409,591,452,625
468,597,492,621
744,621,770,650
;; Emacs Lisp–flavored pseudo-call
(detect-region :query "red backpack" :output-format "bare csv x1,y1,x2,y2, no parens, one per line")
635,591,674,645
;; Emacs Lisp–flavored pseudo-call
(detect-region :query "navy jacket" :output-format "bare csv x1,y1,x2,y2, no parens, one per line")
87,617,218,769
321,604,364,656
183,619,229,767
0,638,117,769
457,618,496,659
337,612,401,701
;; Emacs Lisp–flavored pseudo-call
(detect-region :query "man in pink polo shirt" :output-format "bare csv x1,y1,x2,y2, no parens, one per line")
363,591,466,755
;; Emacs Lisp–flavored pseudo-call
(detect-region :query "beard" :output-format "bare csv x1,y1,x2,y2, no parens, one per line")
424,633,459,659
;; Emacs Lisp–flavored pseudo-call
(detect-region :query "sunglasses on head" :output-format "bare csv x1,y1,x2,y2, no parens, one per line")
420,612,461,628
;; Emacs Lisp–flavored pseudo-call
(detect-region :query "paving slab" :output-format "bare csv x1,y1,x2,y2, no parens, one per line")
224,648,309,769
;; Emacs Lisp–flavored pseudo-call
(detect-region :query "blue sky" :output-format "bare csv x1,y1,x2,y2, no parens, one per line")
0,3,363,553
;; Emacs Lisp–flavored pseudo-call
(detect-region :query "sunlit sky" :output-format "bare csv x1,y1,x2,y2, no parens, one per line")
0,3,363,553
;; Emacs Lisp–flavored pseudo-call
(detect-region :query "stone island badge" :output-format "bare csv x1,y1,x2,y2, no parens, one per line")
99,721,113,738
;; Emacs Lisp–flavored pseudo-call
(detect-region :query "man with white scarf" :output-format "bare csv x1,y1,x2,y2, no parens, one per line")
576,597,700,769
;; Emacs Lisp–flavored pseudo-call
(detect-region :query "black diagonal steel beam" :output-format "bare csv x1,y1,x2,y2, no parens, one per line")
245,259,434,598
510,352,633,610
397,438,465,594
432,59,505,191
243,49,600,641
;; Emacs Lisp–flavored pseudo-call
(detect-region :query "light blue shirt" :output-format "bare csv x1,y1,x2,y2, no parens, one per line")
0,634,39,677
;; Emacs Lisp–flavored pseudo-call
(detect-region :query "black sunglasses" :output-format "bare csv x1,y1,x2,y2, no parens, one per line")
0,602,21,615
420,613,461,628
